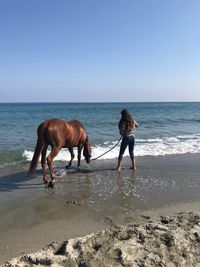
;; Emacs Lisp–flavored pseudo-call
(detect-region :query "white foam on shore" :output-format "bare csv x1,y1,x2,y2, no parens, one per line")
23,134,200,161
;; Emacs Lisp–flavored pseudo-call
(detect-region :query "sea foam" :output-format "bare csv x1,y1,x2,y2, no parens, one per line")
23,134,200,161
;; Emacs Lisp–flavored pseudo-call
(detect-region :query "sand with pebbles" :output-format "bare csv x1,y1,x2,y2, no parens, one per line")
2,212,200,267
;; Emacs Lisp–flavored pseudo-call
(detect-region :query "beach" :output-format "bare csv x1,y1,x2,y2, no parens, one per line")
1,0,200,263
1,153,200,266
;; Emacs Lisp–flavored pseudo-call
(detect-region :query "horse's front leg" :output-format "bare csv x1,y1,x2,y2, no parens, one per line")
66,147,75,169
77,146,83,169
47,146,60,181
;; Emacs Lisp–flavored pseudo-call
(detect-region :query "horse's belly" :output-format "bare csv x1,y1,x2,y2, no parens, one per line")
64,141,77,148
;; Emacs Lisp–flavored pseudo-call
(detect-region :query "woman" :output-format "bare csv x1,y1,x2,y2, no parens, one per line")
116,109,138,171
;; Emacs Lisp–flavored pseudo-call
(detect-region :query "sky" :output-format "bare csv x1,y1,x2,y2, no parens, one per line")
0,0,200,102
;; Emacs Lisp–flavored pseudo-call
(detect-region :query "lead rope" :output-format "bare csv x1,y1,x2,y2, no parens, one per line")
92,136,122,161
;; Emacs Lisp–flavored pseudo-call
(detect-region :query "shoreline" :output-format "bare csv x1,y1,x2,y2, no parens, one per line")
0,153,200,264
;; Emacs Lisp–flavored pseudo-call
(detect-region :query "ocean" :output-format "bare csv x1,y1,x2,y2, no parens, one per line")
0,102,200,169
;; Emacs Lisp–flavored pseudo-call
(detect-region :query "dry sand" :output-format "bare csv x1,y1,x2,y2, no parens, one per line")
2,211,200,267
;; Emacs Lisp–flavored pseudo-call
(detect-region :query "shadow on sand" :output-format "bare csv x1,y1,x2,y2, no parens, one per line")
0,163,135,193
0,170,44,192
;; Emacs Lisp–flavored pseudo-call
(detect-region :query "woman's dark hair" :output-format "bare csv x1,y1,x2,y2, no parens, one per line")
119,109,134,133
121,109,129,118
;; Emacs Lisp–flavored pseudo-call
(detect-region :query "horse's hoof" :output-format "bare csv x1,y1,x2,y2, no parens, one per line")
48,180,55,188
43,177,49,184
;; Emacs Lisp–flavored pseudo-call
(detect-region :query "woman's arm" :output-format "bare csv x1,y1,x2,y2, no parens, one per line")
134,120,139,128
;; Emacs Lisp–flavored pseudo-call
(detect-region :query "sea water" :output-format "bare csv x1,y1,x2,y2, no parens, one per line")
0,102,200,168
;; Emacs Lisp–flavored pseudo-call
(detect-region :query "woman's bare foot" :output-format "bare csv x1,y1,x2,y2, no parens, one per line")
115,160,122,171
129,166,136,170
130,159,136,170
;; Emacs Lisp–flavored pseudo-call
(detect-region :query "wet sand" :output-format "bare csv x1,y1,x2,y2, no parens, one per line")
0,153,200,265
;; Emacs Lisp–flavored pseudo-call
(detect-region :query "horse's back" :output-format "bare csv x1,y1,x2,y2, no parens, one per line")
39,118,67,146
39,118,87,147
37,118,65,131
67,120,88,143
67,120,86,131
45,118,66,126
43,118,84,129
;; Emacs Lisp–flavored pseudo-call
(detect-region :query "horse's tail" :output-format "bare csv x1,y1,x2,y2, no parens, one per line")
28,122,46,176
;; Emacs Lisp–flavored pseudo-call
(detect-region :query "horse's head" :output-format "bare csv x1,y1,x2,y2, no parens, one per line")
83,141,92,163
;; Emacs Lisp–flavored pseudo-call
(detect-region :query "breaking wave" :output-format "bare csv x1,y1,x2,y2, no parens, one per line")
23,134,200,161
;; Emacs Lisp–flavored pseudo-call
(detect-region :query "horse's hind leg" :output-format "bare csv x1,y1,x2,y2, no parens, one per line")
66,147,75,169
41,144,48,183
47,146,60,181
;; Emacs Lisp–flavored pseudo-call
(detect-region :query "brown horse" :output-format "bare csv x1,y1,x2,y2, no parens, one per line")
29,118,92,183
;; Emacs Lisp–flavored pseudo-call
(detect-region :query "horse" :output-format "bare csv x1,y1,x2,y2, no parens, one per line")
29,118,92,183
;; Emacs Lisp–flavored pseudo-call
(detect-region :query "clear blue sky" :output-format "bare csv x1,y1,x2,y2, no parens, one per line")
0,0,200,102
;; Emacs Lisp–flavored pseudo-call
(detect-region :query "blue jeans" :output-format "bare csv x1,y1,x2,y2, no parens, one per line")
118,135,135,161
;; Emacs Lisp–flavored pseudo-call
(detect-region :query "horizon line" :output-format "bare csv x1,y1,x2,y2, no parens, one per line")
0,100,200,104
